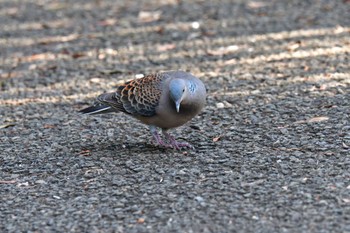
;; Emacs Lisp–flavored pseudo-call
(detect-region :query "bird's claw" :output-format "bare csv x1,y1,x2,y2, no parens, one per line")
151,130,194,150
162,131,194,150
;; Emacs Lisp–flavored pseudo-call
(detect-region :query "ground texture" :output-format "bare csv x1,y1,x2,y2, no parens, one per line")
1,0,350,232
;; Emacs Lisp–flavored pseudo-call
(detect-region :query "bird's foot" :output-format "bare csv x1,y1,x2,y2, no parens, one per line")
150,127,193,150
162,131,194,150
151,129,173,148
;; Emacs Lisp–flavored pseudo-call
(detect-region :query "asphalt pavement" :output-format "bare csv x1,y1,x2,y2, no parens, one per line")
1,0,349,232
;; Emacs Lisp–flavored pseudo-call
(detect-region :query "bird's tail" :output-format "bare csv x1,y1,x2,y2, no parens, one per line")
79,104,114,115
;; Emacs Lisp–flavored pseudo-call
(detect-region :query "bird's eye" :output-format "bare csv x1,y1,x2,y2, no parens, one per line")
182,89,185,92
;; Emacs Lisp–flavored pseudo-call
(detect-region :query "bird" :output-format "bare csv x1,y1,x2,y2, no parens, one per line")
79,71,206,149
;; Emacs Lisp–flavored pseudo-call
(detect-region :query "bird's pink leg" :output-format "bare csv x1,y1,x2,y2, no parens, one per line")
162,130,194,150
150,126,172,148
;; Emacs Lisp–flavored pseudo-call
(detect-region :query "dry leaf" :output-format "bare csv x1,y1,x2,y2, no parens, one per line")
98,18,117,26
0,180,17,184
43,124,55,129
295,116,329,124
72,52,86,59
308,116,329,123
138,11,162,23
25,53,56,62
137,218,145,224
39,34,79,45
157,43,176,52
79,150,91,156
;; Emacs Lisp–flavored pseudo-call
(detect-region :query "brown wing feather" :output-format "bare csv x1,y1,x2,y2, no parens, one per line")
94,73,166,116
116,73,164,117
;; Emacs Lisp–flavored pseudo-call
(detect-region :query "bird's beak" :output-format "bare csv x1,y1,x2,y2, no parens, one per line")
175,100,181,113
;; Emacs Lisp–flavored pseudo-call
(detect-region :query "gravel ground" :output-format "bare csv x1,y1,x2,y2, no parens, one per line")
1,0,350,232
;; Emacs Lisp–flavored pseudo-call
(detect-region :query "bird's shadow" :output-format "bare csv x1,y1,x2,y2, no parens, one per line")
78,140,176,157
76,140,216,158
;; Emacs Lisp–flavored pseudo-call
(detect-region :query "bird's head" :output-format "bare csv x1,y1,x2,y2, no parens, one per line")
169,79,187,113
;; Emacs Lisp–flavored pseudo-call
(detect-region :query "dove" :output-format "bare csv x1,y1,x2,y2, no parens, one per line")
79,71,206,149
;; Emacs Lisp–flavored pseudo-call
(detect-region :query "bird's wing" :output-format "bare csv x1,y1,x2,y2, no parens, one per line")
96,92,125,112
98,73,165,117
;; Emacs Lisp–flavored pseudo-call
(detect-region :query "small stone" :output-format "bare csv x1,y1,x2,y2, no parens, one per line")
35,180,47,184
216,102,225,109
191,21,200,29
